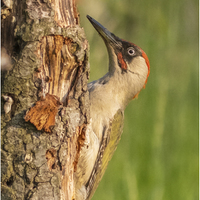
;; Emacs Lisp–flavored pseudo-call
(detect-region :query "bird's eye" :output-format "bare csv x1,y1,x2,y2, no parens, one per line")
127,48,135,56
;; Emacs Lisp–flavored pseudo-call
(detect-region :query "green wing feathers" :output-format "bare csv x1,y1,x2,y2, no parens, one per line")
86,109,124,199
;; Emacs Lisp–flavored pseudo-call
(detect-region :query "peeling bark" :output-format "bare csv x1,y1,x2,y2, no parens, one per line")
24,94,62,133
1,0,89,200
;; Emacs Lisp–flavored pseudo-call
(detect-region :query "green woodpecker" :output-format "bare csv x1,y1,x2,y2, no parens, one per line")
74,15,150,200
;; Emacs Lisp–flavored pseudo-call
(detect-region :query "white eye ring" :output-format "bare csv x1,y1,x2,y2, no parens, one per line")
127,47,135,56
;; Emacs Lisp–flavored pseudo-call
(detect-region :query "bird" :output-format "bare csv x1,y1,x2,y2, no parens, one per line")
74,15,150,200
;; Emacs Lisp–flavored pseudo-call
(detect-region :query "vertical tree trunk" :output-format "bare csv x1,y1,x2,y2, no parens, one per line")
1,0,89,199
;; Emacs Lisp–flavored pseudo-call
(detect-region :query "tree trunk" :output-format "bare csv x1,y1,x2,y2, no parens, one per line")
1,0,89,199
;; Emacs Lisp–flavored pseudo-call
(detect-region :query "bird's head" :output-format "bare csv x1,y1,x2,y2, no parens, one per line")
87,15,150,100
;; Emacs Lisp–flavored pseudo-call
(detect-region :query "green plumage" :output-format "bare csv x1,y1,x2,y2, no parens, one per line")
86,109,124,200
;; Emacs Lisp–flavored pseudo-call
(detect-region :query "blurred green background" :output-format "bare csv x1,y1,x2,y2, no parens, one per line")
78,0,198,200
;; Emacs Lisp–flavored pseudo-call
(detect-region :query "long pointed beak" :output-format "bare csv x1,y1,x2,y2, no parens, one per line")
87,15,122,49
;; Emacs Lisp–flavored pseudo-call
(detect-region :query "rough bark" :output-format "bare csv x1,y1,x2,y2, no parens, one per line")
1,0,89,200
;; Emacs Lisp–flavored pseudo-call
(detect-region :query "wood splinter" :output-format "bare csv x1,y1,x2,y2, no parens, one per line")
24,93,62,133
